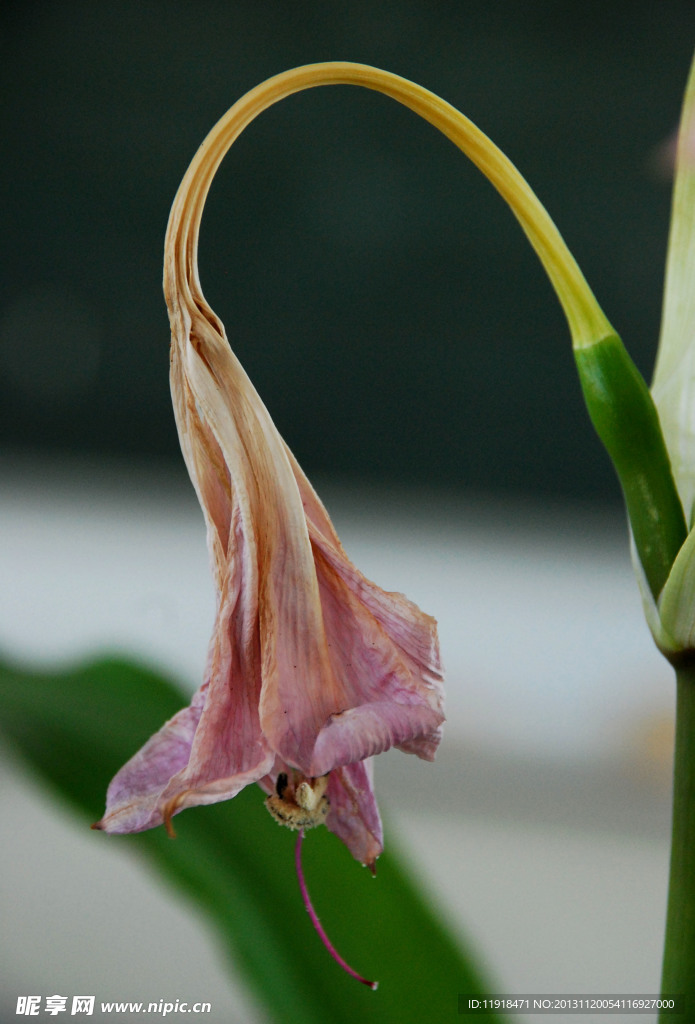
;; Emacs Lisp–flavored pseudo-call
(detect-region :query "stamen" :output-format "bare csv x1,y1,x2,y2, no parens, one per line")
294,828,378,990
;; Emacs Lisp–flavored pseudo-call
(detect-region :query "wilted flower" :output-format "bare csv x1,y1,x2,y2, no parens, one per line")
90,54,695,996
94,65,446,869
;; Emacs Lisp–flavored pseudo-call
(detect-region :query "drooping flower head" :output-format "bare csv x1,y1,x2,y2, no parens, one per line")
96,60,668,872
95,65,449,869
90,52,695,997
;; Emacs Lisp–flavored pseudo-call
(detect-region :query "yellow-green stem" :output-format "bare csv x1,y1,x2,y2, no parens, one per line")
165,62,612,351
166,60,686,601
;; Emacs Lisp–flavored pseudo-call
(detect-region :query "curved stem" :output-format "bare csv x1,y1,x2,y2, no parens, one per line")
163,59,685,610
164,61,613,351
661,666,695,1018
295,829,377,989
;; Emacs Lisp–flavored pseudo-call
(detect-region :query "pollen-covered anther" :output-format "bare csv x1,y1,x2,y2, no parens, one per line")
265,773,329,830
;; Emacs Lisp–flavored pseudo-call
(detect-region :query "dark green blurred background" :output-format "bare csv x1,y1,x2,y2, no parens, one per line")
2,1,694,501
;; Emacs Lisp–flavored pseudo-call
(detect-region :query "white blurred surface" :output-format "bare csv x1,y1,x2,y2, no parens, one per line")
0,456,675,1021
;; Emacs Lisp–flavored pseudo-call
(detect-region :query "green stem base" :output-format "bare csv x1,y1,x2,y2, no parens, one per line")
661,666,695,1019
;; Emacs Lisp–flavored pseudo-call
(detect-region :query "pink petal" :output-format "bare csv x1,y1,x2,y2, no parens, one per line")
95,521,274,834
325,759,383,869
258,454,445,777
94,687,207,834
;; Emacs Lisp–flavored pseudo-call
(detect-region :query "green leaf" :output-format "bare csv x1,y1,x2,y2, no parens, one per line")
0,653,503,1023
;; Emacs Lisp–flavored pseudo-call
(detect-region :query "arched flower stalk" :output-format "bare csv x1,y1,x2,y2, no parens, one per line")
95,59,695,1001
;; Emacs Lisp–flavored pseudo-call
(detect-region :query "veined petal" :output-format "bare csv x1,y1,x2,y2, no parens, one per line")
325,760,383,869
255,500,444,776
94,688,206,834
291,452,444,765
311,704,442,778
254,448,443,776
651,55,695,521
96,535,275,834
310,540,443,774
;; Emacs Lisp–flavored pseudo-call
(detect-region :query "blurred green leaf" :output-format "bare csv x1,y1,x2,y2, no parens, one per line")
0,653,502,1022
